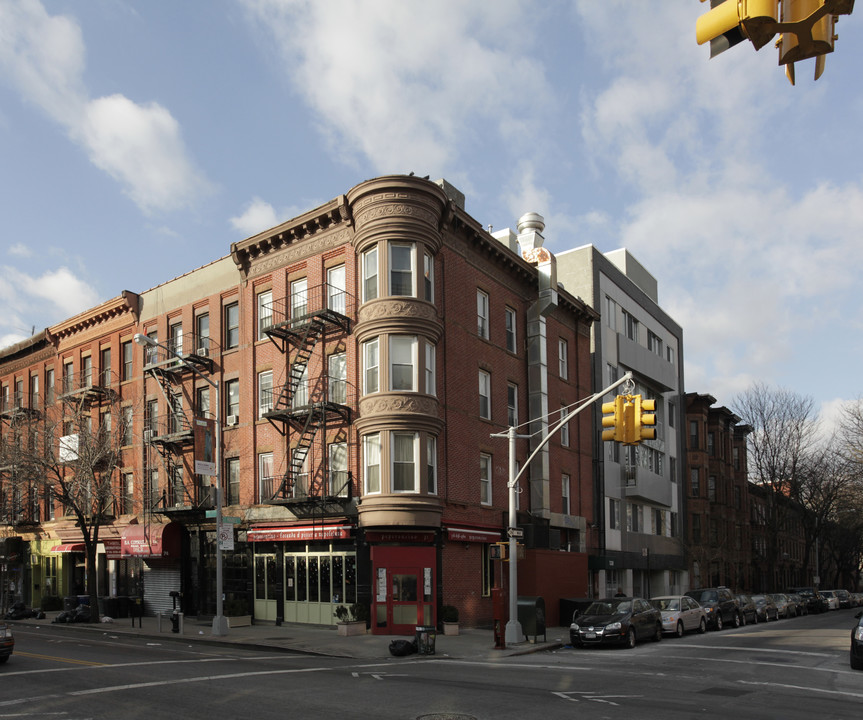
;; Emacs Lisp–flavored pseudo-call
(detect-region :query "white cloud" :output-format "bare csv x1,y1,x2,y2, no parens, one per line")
230,197,280,237
241,0,553,175
0,0,209,213
8,242,32,257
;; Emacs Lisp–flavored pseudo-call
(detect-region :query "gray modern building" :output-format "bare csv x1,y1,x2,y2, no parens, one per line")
555,245,687,599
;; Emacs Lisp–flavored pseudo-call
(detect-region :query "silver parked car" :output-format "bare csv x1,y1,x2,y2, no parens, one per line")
650,595,708,637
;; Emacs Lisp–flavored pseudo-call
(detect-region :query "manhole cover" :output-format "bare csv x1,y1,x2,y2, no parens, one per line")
417,715,477,720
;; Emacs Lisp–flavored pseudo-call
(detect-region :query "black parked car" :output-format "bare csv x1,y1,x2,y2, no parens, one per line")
685,587,740,630
570,597,662,649
788,587,828,614
736,594,758,625
851,611,863,670
752,594,778,621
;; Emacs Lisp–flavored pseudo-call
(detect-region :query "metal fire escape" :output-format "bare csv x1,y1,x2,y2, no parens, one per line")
262,282,355,515
141,335,215,515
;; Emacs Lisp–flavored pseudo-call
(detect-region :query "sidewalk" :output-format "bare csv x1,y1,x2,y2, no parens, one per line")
11,613,565,661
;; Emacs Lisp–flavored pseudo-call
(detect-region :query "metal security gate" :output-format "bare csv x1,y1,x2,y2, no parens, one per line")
143,560,181,616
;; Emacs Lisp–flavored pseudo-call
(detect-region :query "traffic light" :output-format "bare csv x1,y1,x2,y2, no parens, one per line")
601,396,624,443
635,396,657,443
778,0,851,84
696,0,779,57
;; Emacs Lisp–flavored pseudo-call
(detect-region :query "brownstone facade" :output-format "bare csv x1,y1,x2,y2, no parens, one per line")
1,175,596,630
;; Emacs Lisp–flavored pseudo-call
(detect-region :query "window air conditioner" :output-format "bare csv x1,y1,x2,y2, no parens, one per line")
225,415,238,426
196,347,209,358
143,429,154,442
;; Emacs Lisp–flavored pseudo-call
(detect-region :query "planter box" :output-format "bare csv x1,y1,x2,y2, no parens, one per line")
227,615,252,628
443,621,459,636
337,621,367,636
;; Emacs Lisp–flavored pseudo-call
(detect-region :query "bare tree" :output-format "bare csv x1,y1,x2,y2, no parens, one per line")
0,391,131,621
733,383,819,582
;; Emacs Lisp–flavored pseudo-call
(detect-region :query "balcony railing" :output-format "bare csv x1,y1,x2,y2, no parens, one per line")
143,412,193,445
141,332,217,373
59,370,117,403
261,282,355,340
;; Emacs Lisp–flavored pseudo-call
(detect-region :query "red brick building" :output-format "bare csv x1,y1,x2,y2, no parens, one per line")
1,175,596,631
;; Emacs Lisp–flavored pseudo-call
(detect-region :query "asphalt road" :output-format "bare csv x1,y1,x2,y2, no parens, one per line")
2,608,860,720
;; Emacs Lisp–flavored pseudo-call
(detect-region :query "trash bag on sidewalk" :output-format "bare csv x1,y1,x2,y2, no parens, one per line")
388,638,417,657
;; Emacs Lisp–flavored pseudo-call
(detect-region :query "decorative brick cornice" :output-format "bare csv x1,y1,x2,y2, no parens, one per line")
48,291,140,343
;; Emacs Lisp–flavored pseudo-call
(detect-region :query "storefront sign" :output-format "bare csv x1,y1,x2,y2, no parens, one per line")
446,527,501,543
247,525,353,542
102,538,123,560
365,530,435,544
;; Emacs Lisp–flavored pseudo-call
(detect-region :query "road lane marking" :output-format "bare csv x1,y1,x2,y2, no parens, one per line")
14,652,104,666
739,680,863,700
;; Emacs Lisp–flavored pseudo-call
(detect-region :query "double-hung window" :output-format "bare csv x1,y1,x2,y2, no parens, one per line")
505,307,517,352
225,379,240,419
424,342,435,396
257,290,273,339
558,338,568,379
480,453,492,505
363,247,378,302
258,370,273,417
423,251,434,301
390,336,416,391
328,353,347,404
426,436,437,494
328,265,346,315
258,452,274,503
364,433,381,494
507,383,518,427
479,370,491,419
390,243,414,296
291,278,308,319
363,339,379,394
392,432,417,492
477,290,489,339
329,442,349,497
224,302,239,349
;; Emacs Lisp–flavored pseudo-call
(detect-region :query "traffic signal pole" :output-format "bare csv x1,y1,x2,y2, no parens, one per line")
492,371,633,647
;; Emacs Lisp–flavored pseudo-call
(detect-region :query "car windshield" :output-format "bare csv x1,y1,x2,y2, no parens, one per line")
651,598,679,611
692,590,717,603
585,600,631,615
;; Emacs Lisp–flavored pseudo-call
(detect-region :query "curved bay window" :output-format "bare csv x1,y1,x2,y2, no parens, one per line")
360,240,435,304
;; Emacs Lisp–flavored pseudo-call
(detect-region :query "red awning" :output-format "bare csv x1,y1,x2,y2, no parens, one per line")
51,543,85,553
121,523,180,558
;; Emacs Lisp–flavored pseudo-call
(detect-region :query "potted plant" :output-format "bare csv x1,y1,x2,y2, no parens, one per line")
441,605,460,635
225,596,252,628
334,603,368,636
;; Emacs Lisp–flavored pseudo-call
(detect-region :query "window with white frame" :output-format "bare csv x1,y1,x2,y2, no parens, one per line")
258,370,273,417
392,432,417,492
224,303,239,349
364,433,381,494
562,473,571,515
389,335,417,391
328,265,346,315
505,307,516,353
328,352,347,404
478,370,491,419
291,278,308,319
329,442,348,497
258,452,273,502
424,342,435,396
363,246,378,302
560,404,570,446
363,338,379,394
257,290,273,340
507,383,518,427
423,251,434,302
606,296,617,330
225,380,239,419
477,290,489,339
390,243,414,296
426,435,437,494
558,338,568,379
291,365,308,407
480,453,492,505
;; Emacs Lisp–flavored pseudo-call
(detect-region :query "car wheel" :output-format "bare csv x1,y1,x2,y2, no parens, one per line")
698,618,707,634
654,623,663,642
676,621,684,638
626,627,636,649
733,612,741,628
851,650,863,671
715,614,723,631
740,613,747,627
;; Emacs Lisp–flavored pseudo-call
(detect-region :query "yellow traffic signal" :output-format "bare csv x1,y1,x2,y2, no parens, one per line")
636,397,657,442
778,0,848,84
621,396,637,445
696,0,779,57
601,396,624,443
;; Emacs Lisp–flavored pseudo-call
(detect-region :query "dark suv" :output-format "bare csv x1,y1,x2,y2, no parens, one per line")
685,587,740,630
788,587,828,614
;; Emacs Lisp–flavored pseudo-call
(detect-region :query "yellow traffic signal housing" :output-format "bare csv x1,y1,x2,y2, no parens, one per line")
601,396,624,442
621,396,637,445
637,397,657,442
697,0,780,57
778,0,852,84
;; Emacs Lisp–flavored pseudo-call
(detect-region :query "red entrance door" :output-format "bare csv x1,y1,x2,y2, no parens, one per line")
371,545,436,635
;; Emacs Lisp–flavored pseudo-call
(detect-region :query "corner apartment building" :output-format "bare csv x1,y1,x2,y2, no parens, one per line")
553,246,687,598
0,175,597,631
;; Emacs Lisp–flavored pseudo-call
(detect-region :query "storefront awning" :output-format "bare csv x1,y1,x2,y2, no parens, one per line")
248,524,353,542
51,543,85,553
446,527,501,543
121,523,180,558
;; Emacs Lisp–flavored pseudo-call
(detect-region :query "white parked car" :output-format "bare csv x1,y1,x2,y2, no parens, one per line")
649,595,708,637
821,590,841,610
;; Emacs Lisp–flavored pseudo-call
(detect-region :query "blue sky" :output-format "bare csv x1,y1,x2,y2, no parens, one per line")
1,0,861,429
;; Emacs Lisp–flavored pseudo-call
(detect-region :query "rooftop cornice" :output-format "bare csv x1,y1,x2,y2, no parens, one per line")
48,291,140,342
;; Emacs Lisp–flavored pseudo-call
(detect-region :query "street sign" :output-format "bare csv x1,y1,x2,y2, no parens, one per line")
507,527,524,539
